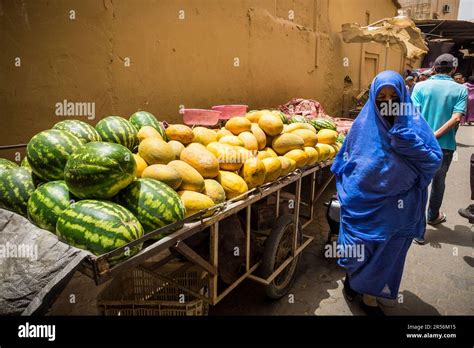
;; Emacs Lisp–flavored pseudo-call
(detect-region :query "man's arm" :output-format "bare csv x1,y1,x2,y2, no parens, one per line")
433,88,468,138
434,112,462,139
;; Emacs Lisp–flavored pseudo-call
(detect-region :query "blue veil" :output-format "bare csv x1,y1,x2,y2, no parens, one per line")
331,70,442,240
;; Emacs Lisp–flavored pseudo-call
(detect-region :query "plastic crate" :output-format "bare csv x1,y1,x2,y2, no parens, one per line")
98,263,209,316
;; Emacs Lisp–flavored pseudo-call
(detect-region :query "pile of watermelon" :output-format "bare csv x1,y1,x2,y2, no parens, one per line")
0,112,184,261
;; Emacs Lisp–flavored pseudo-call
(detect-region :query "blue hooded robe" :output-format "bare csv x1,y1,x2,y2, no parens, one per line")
331,71,442,299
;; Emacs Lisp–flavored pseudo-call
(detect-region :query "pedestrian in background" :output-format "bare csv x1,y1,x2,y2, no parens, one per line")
411,54,468,244
405,76,416,96
454,73,465,84
461,76,474,126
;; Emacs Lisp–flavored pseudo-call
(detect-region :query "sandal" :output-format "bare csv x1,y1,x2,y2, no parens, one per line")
427,212,446,226
343,274,359,302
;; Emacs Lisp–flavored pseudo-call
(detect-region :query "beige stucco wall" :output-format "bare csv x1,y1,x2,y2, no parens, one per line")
0,0,406,160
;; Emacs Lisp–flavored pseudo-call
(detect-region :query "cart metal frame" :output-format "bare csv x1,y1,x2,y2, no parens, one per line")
81,160,335,306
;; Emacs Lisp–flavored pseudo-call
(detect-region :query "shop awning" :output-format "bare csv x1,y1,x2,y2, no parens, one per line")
342,16,429,61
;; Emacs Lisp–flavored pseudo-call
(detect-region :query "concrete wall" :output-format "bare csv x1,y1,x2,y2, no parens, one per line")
0,0,406,160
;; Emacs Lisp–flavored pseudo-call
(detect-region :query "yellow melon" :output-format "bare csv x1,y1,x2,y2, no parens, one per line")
207,142,243,171
225,117,252,135
262,157,282,183
271,133,305,155
179,146,220,178
137,126,162,143
238,132,258,151
138,137,175,165
317,129,338,144
142,164,182,190
245,110,266,123
133,154,148,177
165,124,195,145
216,128,233,140
217,171,249,199
304,147,319,165
179,190,215,217
168,140,185,159
315,143,331,161
258,113,284,136
239,157,266,189
168,160,205,192
204,179,226,204
265,147,278,158
219,135,245,147
287,158,297,173
250,123,267,150
291,129,318,147
284,149,308,168
192,126,217,146
283,123,317,134
257,150,272,161
278,156,292,177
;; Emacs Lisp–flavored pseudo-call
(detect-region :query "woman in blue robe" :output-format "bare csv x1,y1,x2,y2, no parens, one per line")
331,71,442,315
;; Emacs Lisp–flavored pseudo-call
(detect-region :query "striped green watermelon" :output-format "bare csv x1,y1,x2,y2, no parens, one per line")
27,129,83,182
53,119,102,143
289,116,309,124
309,118,337,131
0,158,18,176
27,180,75,232
116,178,185,235
0,167,35,216
64,142,136,199
20,157,44,187
95,116,138,150
336,134,346,144
129,111,166,140
56,200,144,260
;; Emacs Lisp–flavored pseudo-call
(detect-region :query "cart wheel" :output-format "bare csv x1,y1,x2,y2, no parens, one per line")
260,214,303,299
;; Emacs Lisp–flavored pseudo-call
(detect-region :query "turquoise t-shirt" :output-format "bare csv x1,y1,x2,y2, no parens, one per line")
411,74,468,151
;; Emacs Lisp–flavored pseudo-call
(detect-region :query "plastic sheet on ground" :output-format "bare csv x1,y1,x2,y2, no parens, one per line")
0,208,91,315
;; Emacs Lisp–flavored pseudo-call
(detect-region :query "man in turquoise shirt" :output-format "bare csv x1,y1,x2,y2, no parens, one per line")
411,54,468,244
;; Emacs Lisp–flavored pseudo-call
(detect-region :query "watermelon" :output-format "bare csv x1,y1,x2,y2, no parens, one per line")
310,118,337,131
129,111,166,140
95,116,138,150
117,178,185,235
53,119,102,143
289,116,309,124
26,129,83,182
27,180,75,232
336,134,346,144
20,157,44,187
64,142,136,199
0,167,35,216
56,200,144,260
0,158,18,176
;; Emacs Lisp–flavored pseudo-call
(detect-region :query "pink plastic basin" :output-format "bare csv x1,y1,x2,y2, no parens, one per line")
182,109,221,126
211,105,248,120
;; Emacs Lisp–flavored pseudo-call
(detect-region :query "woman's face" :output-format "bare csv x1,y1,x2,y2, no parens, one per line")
375,86,400,127
376,86,398,102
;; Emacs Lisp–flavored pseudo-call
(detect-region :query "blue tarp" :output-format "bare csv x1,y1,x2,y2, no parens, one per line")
331,70,442,298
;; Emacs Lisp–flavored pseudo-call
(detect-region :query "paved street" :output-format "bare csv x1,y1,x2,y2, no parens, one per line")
48,126,474,316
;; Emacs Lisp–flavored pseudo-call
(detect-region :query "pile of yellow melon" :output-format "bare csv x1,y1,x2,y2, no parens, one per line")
133,110,341,217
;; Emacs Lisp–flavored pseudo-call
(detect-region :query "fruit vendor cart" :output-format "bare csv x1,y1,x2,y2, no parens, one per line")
79,159,335,307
